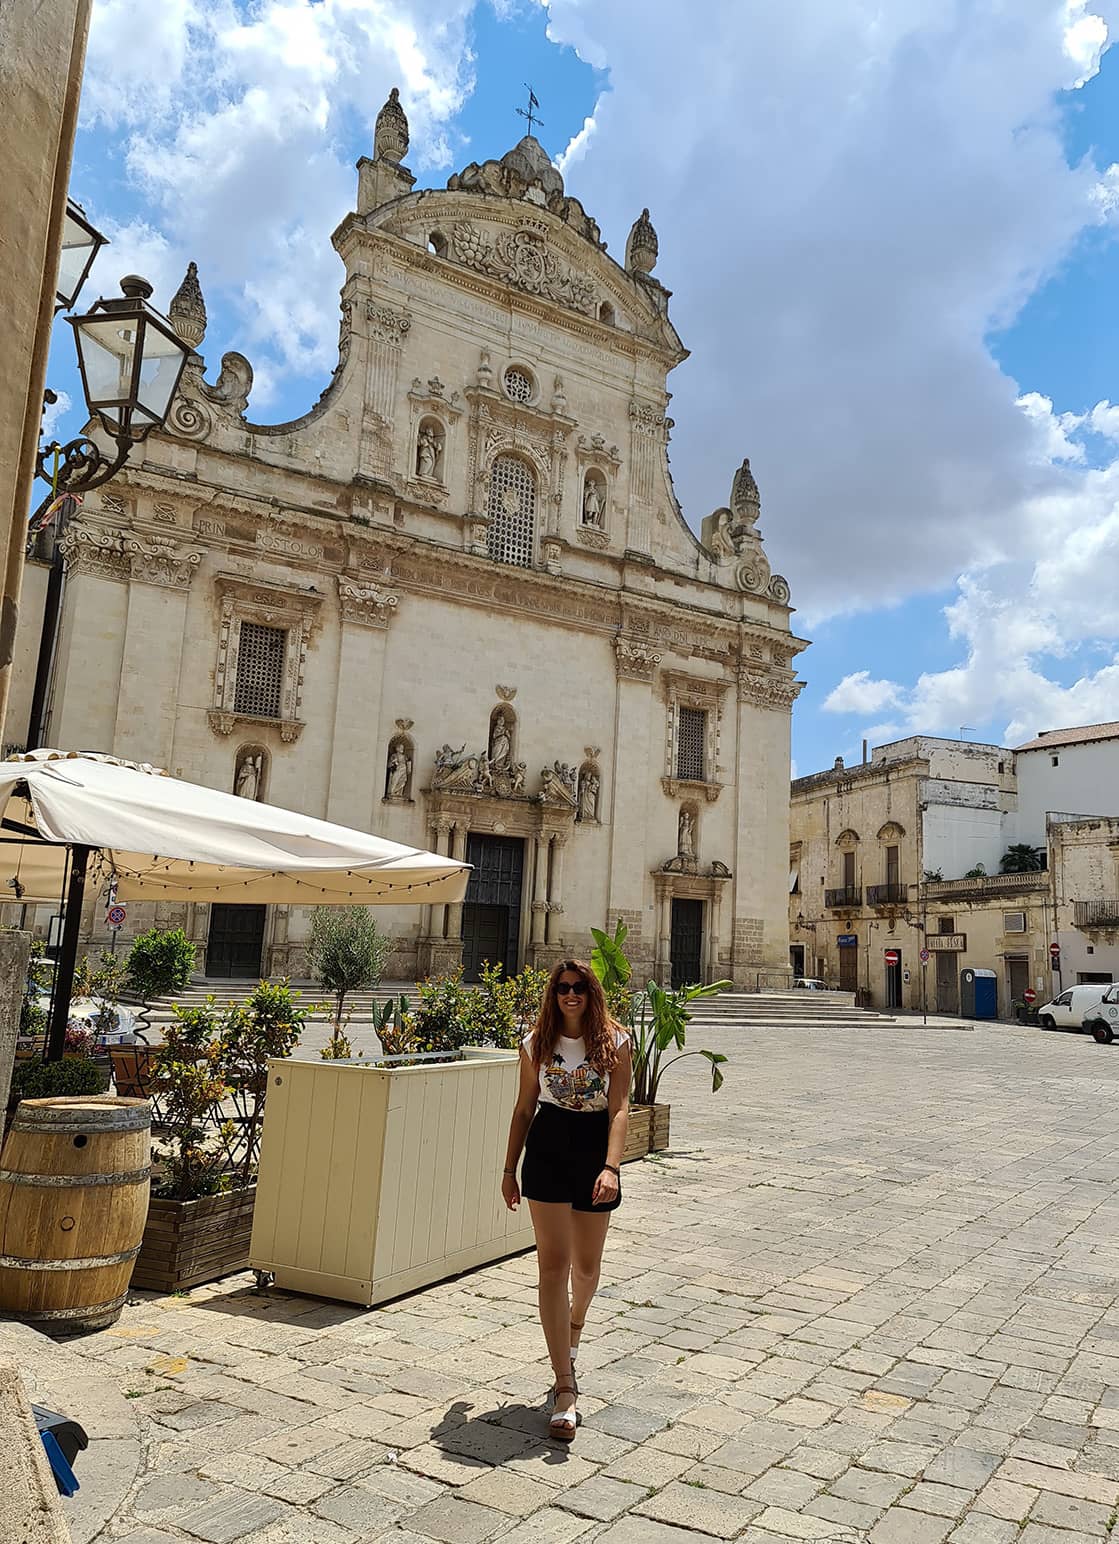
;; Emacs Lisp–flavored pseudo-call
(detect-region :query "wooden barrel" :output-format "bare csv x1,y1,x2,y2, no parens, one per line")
0,1096,151,1330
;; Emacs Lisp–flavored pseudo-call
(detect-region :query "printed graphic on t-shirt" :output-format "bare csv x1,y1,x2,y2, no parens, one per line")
542,1054,608,1112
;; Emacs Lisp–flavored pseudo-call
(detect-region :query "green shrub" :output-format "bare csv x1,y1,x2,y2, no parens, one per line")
126,928,196,1001
10,1057,108,1101
307,906,389,1057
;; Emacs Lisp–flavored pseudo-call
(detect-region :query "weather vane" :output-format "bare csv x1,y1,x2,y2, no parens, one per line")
517,84,543,137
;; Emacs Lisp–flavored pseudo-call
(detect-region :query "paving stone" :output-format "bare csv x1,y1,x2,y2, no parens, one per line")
177,1490,288,1543
496,1508,599,1544
398,1494,507,1542
923,1448,1000,1489
902,1481,971,1518
310,1482,409,1533
455,1467,558,1516
582,1404,670,1441
1017,1527,1102,1544
867,1508,953,1542
946,1517,1020,1544
633,1480,763,1537
828,1469,910,1509
1028,1487,1113,1533
555,1474,649,1521
592,1518,724,1544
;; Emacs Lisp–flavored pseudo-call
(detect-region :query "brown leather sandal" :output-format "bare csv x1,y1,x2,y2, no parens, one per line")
549,1371,579,1441
570,1319,585,1362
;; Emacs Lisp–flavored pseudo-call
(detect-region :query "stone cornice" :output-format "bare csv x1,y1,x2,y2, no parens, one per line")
337,577,399,628
737,669,804,712
615,636,662,681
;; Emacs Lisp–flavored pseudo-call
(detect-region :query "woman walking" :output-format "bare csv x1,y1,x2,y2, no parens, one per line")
502,959,631,1441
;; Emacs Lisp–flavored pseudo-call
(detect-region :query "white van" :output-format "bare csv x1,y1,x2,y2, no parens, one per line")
1085,985,1119,1043
1037,983,1112,1031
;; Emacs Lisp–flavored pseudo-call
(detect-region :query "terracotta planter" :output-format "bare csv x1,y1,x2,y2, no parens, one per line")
132,1185,256,1293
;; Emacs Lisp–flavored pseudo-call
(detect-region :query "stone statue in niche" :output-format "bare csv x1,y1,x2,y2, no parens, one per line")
582,475,604,526
385,740,412,800
489,709,513,770
235,750,263,801
578,769,600,823
678,807,696,860
416,423,443,480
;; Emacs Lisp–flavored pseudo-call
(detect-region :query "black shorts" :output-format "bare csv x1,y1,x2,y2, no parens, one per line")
520,1102,621,1213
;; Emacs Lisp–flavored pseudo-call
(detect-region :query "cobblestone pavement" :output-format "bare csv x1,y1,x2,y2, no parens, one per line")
70,1018,1119,1543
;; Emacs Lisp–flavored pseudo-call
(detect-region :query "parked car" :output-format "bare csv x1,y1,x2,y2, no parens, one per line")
792,977,830,991
1037,984,1112,1031
1085,985,1119,1043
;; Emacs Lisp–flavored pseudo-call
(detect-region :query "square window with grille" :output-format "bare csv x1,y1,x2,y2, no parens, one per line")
1003,911,1027,933
487,454,536,568
676,705,707,781
234,621,286,719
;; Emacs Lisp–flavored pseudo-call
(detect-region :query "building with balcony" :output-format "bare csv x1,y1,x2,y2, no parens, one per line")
1050,815,1119,988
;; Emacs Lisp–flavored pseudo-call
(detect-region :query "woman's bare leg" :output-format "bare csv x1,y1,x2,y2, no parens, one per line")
570,1210,611,1355
528,1200,576,1410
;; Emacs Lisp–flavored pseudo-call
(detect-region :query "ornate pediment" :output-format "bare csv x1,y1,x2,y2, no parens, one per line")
450,220,598,317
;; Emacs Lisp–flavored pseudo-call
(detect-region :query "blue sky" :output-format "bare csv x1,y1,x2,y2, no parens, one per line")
50,0,1119,778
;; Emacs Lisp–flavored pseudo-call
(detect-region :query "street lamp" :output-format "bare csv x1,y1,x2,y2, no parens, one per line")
35,276,191,503
28,276,191,750
55,198,108,313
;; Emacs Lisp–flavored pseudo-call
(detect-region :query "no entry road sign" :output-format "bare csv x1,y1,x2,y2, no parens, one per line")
884,949,900,965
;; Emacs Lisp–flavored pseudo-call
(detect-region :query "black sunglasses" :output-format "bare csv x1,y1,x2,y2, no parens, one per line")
555,980,588,998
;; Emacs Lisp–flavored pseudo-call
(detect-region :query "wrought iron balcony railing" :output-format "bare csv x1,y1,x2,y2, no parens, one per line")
868,883,909,906
825,886,862,909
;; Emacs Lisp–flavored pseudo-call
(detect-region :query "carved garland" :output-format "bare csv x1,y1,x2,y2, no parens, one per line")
450,221,598,317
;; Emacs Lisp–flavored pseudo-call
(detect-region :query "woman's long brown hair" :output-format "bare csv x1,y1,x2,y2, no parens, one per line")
528,958,622,1076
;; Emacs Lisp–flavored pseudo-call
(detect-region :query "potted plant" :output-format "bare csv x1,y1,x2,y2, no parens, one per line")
590,919,730,1160
132,981,307,1292
125,926,197,1037
4,1055,109,1139
307,905,389,1060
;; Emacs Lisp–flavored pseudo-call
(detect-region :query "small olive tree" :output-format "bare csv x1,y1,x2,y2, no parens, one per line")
307,906,389,1059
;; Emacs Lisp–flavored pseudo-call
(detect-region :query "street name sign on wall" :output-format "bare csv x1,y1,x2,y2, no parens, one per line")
837,933,858,948
926,934,967,952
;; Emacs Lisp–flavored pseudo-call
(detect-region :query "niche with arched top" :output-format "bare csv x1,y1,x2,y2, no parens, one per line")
427,231,448,258
234,744,269,802
488,704,516,771
581,470,607,528
415,416,446,482
384,734,414,802
598,301,615,326
577,762,601,824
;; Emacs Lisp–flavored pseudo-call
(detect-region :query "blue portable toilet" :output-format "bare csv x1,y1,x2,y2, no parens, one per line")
960,967,997,1019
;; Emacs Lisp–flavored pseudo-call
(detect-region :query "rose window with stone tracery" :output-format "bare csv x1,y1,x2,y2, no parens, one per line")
503,367,534,403
487,454,536,568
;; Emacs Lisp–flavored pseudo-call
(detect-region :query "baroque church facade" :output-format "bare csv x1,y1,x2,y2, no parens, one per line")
11,91,807,987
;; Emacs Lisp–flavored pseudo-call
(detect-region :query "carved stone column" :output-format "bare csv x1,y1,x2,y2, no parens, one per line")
429,819,453,940
546,834,567,946
326,577,398,830
359,303,411,480
656,889,672,985
531,834,549,946
707,887,722,981
446,822,469,939
607,635,661,933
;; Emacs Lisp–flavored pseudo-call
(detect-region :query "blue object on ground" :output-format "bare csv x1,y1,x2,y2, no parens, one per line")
40,1429,80,1496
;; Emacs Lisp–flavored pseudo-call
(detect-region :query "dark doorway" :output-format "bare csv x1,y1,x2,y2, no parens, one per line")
790,944,806,977
670,898,704,988
885,951,903,1009
207,904,266,979
935,951,958,1013
1006,955,1029,1004
839,945,858,993
462,834,524,982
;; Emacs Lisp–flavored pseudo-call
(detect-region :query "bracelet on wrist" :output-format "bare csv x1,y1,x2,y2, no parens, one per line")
603,1163,620,1177
503,1167,517,1175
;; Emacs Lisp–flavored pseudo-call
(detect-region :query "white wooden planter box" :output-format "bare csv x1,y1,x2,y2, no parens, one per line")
249,1049,535,1306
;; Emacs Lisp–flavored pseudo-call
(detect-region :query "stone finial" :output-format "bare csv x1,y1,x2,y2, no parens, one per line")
730,457,761,528
375,86,409,164
625,208,658,275
169,261,206,349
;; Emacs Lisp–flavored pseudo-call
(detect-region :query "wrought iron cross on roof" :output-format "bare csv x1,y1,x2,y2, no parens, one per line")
517,84,543,137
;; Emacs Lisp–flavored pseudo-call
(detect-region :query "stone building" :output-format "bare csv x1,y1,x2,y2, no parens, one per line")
1049,815,1119,988
10,93,806,987
789,736,1051,1013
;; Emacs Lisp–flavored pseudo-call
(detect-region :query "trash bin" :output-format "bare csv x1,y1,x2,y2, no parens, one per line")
960,967,997,1019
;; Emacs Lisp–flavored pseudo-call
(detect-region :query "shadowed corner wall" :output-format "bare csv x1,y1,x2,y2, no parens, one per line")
0,0,93,746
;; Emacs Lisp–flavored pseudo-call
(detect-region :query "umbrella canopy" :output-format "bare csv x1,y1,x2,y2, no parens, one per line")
0,750,470,905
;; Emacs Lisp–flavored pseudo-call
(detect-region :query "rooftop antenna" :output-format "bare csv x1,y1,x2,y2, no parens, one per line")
959,726,974,740
517,84,543,138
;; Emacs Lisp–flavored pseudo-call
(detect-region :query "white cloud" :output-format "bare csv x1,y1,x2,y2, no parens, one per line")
822,671,903,716
82,0,477,384
41,392,72,442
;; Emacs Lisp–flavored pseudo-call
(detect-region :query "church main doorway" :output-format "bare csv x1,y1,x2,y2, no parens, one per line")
206,904,266,979
670,899,704,988
461,834,525,982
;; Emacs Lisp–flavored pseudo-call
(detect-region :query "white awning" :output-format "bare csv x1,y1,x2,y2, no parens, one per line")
0,750,470,906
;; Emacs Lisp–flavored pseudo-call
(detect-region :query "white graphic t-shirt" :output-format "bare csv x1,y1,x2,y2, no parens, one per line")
522,1029,629,1113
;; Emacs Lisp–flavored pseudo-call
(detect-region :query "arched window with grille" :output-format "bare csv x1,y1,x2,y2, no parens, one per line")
487,454,537,568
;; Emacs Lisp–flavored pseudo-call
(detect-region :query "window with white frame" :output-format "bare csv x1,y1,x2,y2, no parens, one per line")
234,622,286,719
487,454,536,567
676,706,707,781
1003,911,1027,933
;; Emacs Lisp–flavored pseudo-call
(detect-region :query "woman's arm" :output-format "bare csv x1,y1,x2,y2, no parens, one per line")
501,1046,539,1210
592,1036,632,1204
